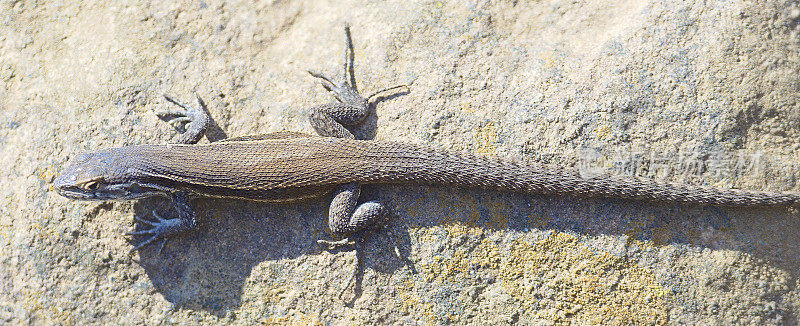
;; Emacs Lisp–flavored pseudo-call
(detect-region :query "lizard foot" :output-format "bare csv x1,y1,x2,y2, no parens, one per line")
157,93,210,144
126,211,182,255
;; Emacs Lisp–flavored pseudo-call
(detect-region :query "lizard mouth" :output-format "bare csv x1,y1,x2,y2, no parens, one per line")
56,186,102,200
55,183,166,201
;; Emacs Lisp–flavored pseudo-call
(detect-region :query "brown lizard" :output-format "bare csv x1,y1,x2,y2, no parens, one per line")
55,24,800,263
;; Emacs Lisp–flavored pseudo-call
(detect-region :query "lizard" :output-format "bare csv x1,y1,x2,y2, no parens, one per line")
55,23,800,269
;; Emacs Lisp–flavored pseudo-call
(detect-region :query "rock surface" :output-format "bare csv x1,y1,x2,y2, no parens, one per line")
2,0,800,324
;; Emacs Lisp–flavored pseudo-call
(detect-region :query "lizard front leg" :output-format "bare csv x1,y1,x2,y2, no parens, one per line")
128,94,210,253
127,191,197,254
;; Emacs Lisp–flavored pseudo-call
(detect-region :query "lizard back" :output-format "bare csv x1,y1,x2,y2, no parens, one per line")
112,137,799,206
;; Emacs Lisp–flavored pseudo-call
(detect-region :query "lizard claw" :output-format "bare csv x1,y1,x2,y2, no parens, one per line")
157,95,202,127
317,237,355,250
307,69,337,91
152,210,166,222
156,237,168,256
129,236,167,255
133,215,156,226
129,234,161,253
165,116,192,127
125,229,156,236
157,95,192,117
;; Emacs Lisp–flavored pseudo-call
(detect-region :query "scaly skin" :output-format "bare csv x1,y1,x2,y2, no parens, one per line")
53,24,800,297
55,136,800,209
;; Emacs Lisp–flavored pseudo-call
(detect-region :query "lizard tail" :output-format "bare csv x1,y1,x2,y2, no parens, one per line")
374,143,800,207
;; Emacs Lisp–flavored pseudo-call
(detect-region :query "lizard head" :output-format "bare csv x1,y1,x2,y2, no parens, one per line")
54,148,168,201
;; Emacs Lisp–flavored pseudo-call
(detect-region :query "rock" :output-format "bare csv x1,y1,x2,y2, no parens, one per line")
1,0,799,324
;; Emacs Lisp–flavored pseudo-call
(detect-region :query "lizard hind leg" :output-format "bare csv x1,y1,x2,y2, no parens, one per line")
307,23,410,140
317,183,410,299
306,66,368,139
306,23,372,140
320,183,389,238
308,24,411,297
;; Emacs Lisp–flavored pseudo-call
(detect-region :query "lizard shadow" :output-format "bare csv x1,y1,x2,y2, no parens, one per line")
131,190,411,315
132,183,800,316
193,95,229,142
347,89,410,141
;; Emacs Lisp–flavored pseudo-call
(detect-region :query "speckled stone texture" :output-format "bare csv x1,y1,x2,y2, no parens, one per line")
2,0,800,324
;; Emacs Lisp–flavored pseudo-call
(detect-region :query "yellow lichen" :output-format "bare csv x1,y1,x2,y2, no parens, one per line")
474,122,499,155
403,224,669,324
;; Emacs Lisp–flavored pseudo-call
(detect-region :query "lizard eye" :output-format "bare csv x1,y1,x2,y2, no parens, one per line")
84,181,100,190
